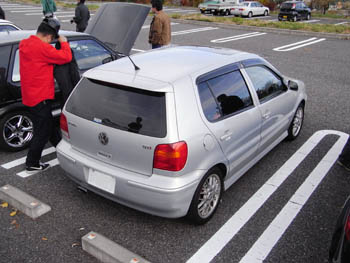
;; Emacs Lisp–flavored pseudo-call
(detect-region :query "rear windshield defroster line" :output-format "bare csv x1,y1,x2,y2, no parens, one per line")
65,78,167,138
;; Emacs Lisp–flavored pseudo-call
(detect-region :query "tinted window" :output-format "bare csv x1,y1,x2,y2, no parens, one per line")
198,70,253,121
66,78,167,138
281,3,294,9
198,82,221,122
245,66,285,102
0,25,19,32
0,45,11,87
69,39,112,71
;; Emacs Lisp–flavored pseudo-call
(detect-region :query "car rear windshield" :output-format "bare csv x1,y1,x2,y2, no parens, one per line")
281,3,295,9
65,78,167,138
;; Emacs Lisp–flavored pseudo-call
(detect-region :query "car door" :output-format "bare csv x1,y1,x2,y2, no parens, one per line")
197,66,262,182
242,64,296,154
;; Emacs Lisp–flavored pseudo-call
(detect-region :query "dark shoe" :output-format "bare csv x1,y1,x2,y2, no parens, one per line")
337,159,350,172
26,163,50,174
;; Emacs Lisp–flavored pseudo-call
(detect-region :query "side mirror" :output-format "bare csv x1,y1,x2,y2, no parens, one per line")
288,80,299,91
102,57,113,64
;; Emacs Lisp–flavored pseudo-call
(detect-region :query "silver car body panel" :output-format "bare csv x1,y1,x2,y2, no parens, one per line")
85,3,150,55
57,46,307,218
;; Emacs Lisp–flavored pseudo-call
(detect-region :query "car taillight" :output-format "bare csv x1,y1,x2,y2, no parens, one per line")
153,141,187,171
345,214,350,240
292,3,296,9
60,113,69,139
239,8,244,11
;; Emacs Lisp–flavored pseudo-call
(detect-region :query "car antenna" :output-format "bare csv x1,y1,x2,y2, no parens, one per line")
127,55,140,71
116,51,140,71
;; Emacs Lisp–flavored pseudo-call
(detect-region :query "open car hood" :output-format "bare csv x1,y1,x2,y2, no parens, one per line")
85,2,150,55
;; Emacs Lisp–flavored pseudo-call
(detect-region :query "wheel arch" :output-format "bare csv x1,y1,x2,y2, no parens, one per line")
0,102,28,119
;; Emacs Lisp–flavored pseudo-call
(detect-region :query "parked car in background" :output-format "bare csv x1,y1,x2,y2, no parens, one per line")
208,0,243,16
0,3,149,152
57,45,307,224
0,19,21,32
231,1,269,17
198,0,221,14
329,195,350,263
278,1,311,22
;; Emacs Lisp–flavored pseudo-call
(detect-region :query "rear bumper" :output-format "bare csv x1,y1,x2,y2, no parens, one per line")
56,140,202,219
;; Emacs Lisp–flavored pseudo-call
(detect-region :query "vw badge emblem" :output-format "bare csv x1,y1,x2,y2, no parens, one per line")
98,132,109,145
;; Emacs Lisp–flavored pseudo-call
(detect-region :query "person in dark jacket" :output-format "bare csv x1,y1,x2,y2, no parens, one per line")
0,5,5,19
54,42,80,106
71,0,90,32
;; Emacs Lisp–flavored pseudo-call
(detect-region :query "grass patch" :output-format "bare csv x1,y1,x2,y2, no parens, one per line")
171,13,350,34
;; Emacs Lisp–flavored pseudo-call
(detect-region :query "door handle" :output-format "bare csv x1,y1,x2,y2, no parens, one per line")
262,111,271,119
220,132,233,141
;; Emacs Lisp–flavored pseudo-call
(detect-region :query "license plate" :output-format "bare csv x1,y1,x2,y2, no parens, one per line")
283,16,287,18
88,169,116,194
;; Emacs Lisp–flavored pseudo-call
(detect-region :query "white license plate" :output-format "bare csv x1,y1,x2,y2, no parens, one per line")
88,169,116,194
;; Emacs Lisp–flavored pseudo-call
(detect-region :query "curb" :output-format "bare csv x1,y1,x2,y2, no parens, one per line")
0,184,51,219
82,231,151,263
173,18,350,40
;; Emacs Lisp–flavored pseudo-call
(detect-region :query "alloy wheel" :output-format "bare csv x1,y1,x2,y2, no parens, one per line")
3,114,33,148
292,107,304,137
197,173,221,219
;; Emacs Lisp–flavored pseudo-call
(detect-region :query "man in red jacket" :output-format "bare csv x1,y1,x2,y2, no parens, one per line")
20,18,72,173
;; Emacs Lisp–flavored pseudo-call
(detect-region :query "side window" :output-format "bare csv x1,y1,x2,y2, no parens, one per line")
0,25,19,32
198,82,221,122
12,49,20,82
198,70,253,121
0,45,11,84
69,39,112,71
245,66,285,102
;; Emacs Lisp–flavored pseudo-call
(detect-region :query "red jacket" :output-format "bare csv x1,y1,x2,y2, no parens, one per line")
19,35,72,107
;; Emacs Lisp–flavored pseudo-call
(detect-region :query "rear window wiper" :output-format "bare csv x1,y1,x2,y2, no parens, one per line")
101,118,128,131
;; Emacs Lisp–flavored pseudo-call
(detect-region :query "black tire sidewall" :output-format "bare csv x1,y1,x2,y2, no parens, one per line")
287,104,304,141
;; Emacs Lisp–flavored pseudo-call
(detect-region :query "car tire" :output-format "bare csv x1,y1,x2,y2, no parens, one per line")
292,15,297,22
306,13,311,20
278,16,282,21
187,167,223,225
225,9,230,16
248,11,253,18
200,10,204,14
213,11,218,16
264,10,268,16
286,103,304,141
0,111,34,152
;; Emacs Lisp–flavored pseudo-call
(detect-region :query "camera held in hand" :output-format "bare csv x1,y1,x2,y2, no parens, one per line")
70,19,74,24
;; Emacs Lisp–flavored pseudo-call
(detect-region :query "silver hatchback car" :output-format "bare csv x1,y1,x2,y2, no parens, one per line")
57,46,307,224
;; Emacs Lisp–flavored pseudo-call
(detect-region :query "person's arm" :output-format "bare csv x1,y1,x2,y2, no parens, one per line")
73,6,82,24
42,36,72,65
0,6,5,19
150,17,163,44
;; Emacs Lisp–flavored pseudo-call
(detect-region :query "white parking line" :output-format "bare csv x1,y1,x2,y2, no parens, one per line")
4,7,39,10
211,32,267,43
172,27,218,36
273,37,326,51
17,158,59,178
26,11,73,15
142,22,178,29
187,130,348,263
1,147,56,169
240,130,348,263
335,22,349,25
302,19,320,23
11,9,44,13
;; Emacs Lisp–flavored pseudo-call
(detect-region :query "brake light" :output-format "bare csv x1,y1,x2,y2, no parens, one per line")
60,113,69,139
292,3,296,9
239,8,244,11
346,214,350,240
153,141,187,171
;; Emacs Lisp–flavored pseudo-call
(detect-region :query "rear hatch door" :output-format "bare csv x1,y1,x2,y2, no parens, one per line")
85,3,150,55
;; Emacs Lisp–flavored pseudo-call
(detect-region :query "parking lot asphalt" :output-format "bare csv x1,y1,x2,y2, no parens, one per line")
1,1,350,263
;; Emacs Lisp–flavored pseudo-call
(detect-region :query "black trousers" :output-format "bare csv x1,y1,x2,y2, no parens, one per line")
26,100,61,167
339,137,350,165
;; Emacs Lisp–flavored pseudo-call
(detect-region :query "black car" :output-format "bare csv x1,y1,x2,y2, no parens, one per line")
278,1,311,22
0,3,149,152
329,196,350,263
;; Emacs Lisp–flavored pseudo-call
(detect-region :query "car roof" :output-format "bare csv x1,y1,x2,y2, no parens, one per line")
0,30,88,45
84,46,260,92
0,19,15,24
